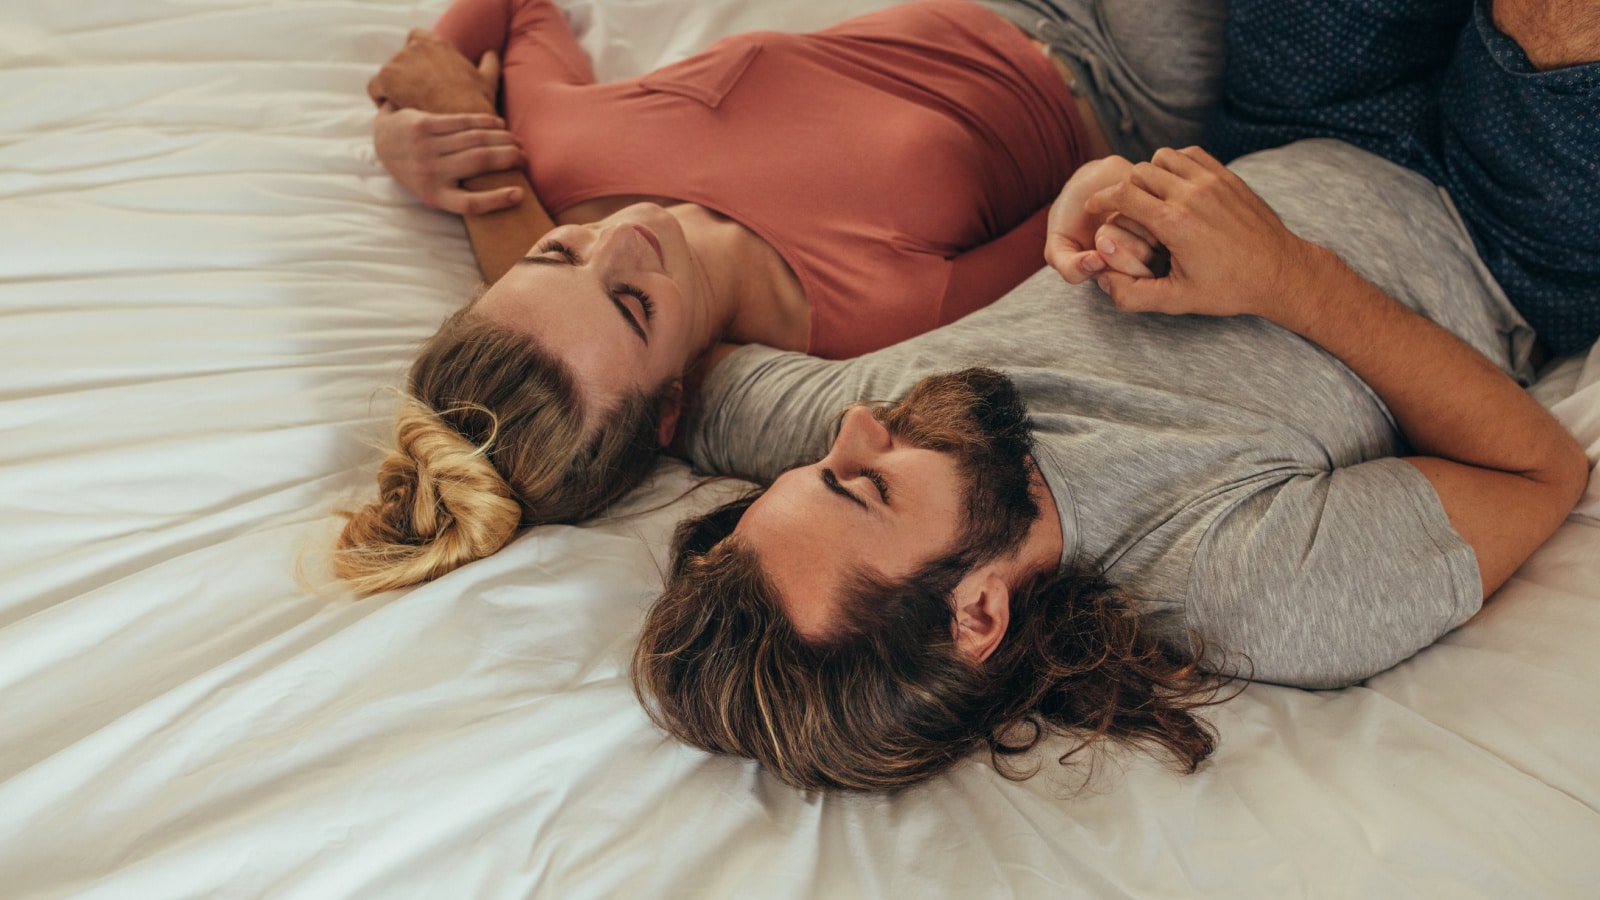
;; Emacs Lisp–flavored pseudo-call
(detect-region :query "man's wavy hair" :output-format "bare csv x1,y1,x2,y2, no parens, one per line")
632,371,1232,792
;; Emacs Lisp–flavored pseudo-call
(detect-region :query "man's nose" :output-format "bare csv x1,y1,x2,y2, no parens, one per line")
838,405,893,456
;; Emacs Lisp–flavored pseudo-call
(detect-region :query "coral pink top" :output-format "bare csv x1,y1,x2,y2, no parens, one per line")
436,0,1090,358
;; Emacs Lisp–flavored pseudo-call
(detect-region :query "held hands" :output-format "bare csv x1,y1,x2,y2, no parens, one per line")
1046,155,1167,283
369,30,524,214
368,29,500,115
374,105,525,214
1049,147,1329,327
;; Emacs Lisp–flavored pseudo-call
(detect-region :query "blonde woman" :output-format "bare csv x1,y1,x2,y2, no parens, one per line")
336,0,1226,594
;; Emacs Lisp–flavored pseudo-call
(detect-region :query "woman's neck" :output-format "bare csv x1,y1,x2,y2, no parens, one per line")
672,203,810,352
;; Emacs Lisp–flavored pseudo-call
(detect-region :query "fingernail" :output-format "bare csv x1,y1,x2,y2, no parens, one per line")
1096,277,1109,292
1097,236,1116,255
1081,255,1104,273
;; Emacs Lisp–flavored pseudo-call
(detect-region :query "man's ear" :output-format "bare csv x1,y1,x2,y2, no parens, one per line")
655,379,685,448
950,567,1011,664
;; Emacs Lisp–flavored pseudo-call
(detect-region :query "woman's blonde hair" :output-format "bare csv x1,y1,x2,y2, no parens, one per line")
335,308,674,595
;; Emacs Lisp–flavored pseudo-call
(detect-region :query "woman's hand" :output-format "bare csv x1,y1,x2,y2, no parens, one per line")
374,105,526,214
368,29,499,115
1045,155,1165,283
1083,147,1327,327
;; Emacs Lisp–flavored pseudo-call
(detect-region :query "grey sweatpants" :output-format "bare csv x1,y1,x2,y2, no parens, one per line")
973,0,1229,161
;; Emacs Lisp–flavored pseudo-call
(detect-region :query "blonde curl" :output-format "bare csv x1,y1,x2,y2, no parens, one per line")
335,399,520,595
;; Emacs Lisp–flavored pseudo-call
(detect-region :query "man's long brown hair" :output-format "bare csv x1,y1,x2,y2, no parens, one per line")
632,490,1233,793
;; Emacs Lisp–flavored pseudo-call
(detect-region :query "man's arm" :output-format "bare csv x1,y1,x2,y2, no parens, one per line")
456,170,555,283
369,30,556,282
1492,0,1600,70
1092,147,1590,597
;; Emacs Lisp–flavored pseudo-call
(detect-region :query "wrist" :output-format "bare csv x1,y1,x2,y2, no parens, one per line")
1268,241,1345,337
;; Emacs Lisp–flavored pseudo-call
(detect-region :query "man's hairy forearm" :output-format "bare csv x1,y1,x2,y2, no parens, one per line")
1278,246,1588,594
1492,0,1600,69
460,170,556,284
1282,246,1581,486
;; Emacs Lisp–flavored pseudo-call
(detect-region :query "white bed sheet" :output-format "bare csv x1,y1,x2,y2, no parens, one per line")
2,1,1598,897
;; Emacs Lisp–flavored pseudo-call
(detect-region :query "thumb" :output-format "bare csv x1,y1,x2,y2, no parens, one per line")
1095,271,1170,314
478,50,501,91
1044,233,1086,281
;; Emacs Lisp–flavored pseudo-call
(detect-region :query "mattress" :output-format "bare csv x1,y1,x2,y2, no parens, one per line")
2,1,1598,897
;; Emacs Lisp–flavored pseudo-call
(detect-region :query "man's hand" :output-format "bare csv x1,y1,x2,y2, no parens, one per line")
1045,155,1165,284
374,105,525,214
368,29,500,115
1084,146,1326,327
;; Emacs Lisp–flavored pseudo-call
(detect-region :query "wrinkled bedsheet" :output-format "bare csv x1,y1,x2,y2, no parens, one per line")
2,1,1598,897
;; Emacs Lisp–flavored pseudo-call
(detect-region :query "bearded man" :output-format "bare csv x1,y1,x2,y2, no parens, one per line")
629,140,1590,792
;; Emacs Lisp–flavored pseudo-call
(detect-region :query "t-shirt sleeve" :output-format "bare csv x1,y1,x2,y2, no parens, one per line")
1187,457,1483,690
686,345,867,483
434,0,594,86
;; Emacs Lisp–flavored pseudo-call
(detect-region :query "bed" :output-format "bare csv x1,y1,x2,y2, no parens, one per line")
3,0,1598,896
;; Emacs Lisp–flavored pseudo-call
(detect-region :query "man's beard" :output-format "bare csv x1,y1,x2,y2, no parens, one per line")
873,367,1040,564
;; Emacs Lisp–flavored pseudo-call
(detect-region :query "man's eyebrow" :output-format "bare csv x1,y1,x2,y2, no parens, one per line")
820,467,867,510
516,256,647,343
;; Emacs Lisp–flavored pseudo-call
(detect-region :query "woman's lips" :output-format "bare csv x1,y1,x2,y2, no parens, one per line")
633,224,665,267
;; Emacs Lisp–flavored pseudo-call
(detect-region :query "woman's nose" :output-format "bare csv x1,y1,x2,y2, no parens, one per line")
592,221,653,269
589,222,625,259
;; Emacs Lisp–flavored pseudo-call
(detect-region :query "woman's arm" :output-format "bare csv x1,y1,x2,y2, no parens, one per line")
1090,147,1590,597
939,207,1051,325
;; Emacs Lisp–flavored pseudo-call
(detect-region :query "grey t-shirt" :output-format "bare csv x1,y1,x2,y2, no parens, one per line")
686,140,1537,689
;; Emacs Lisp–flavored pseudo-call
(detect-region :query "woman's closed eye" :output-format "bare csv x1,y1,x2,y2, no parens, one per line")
537,239,580,264
617,283,655,321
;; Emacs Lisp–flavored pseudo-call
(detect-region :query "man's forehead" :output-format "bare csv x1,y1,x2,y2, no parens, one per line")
734,472,859,639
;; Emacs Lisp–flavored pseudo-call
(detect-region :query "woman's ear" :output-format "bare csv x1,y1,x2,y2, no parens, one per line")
950,567,1011,663
656,379,685,448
